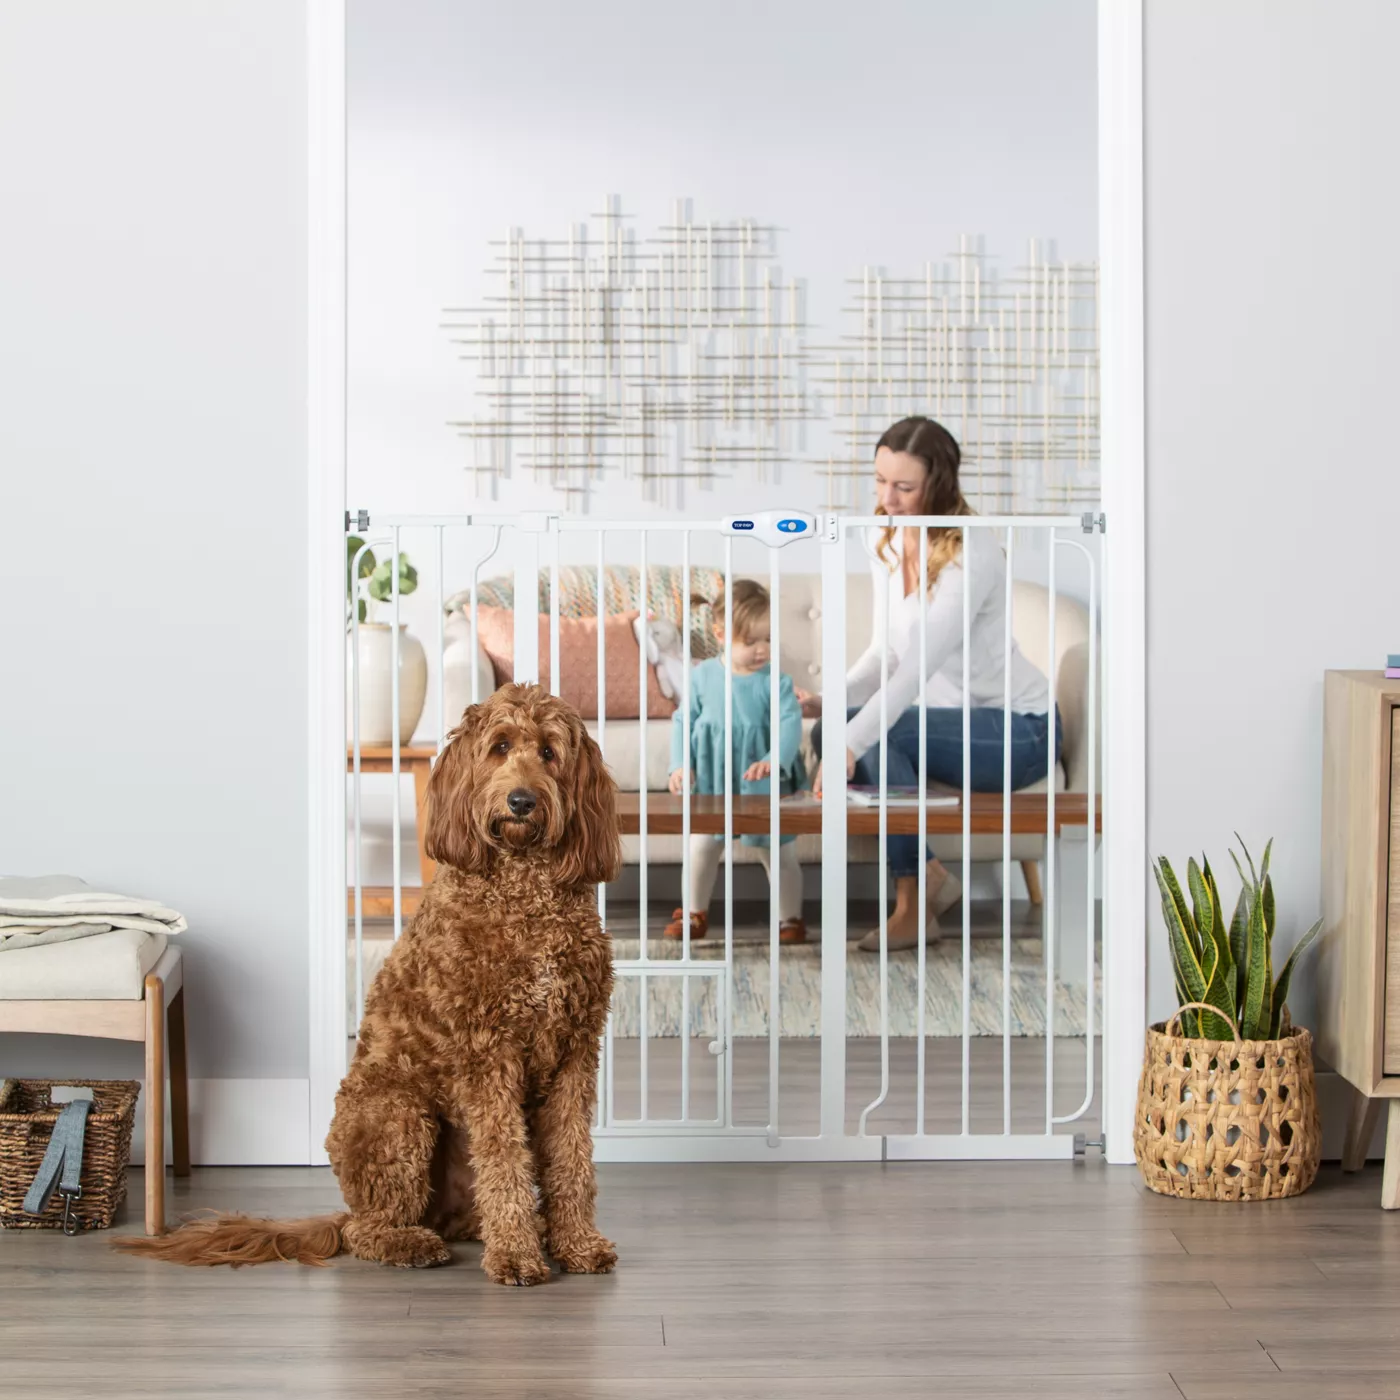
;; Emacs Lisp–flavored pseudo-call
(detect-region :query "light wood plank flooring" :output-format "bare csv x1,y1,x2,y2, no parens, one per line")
5,1161,1400,1398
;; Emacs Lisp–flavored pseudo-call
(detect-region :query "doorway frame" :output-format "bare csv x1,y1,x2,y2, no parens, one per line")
303,0,1147,1166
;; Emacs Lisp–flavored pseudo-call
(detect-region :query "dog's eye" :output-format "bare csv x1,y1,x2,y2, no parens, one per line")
492,739,510,755
540,746,556,763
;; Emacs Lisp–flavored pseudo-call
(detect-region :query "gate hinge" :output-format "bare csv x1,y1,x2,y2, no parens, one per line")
346,509,370,533
1081,511,1106,535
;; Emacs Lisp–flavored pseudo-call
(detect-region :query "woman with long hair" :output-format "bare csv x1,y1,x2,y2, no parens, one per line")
811,416,1060,950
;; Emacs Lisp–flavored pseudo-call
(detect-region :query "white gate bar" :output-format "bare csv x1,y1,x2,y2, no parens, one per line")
858,552,892,1137
767,547,781,1145
435,525,446,751
1001,526,1014,1134
884,1133,1078,1162
391,525,403,943
548,523,561,696
915,526,928,1135
594,1134,883,1164
1054,534,1099,1125
722,536,736,1128
841,513,1086,530
469,526,504,705
680,529,692,1122
348,536,384,1025
512,523,540,685
961,520,972,1134
1045,529,1059,1132
637,529,649,1120
594,532,608,1132
818,521,848,1140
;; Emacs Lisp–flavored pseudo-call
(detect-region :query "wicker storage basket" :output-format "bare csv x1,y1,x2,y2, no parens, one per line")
0,1079,140,1230
1134,1001,1321,1201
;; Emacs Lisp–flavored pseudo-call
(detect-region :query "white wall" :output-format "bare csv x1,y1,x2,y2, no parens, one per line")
0,1,310,1138
1144,0,1400,1028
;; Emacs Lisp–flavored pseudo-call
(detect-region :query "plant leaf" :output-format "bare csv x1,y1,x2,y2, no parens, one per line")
1157,857,1200,962
1195,858,1232,987
1270,918,1324,1036
1234,833,1259,889
1188,859,1213,948
1242,880,1272,1038
1154,861,1208,1024
1260,837,1274,888
1227,884,1249,1007
1262,871,1276,946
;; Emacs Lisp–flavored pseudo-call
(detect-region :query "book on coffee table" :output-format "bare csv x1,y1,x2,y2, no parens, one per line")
846,785,960,809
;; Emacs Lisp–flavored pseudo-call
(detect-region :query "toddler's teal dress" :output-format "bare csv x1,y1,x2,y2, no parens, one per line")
668,660,806,848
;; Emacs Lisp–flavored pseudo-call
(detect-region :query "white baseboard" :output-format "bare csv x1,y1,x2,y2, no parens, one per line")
131,1078,310,1166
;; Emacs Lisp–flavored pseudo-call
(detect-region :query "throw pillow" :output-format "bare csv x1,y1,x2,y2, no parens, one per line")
471,607,674,719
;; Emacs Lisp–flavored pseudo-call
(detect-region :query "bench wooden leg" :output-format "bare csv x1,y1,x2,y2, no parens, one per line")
1343,1087,1383,1172
1383,1102,1400,1210
144,972,166,1236
1021,860,1043,906
168,985,191,1178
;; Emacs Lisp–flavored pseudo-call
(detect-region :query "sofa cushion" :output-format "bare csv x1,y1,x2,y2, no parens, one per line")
0,928,168,1001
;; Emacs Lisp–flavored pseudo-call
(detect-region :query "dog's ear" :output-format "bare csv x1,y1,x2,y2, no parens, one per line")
423,704,491,875
555,724,621,888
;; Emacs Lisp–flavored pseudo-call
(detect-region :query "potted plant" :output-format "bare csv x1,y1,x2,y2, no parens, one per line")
347,536,427,746
1134,836,1324,1201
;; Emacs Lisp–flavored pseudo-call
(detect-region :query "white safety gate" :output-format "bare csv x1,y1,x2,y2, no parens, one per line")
347,508,1102,1161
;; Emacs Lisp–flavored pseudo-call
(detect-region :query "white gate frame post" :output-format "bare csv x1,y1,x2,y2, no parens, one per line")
819,515,849,1143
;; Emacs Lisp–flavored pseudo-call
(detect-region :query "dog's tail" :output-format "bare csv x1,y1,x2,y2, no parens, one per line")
110,1212,350,1267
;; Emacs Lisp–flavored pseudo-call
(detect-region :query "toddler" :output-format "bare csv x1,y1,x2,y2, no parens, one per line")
665,579,808,944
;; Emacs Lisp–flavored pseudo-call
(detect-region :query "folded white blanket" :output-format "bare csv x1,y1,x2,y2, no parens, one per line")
0,875,187,952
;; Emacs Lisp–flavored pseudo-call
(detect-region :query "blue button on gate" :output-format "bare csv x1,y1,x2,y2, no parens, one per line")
777,518,807,533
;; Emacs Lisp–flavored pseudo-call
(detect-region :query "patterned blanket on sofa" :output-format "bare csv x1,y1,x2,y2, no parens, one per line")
445,564,727,659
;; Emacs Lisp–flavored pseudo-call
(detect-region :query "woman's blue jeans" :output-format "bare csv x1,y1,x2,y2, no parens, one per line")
812,706,1062,878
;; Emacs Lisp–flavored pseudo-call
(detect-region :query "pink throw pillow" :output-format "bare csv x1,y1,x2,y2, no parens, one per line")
471,607,673,719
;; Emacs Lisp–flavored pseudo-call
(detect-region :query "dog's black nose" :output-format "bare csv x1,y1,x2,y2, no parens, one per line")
506,788,537,818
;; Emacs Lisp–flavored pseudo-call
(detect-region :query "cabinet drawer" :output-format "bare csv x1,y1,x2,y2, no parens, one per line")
1384,710,1400,1072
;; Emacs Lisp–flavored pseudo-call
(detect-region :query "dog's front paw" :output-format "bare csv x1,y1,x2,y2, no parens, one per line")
483,1241,552,1287
549,1229,618,1274
343,1222,451,1269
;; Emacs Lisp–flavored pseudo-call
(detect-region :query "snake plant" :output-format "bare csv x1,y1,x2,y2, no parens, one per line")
1152,836,1323,1040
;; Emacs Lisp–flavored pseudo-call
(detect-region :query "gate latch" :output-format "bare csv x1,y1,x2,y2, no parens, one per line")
721,511,819,548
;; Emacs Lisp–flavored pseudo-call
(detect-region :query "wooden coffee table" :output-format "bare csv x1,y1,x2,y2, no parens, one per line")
346,752,1101,931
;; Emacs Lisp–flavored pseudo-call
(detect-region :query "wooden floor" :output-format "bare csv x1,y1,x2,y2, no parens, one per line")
6,1161,1400,1398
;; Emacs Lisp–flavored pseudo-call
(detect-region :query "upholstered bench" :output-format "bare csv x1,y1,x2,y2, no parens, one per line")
0,933,188,1235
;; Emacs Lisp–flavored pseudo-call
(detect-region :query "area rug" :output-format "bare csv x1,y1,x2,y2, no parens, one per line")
348,932,1101,1039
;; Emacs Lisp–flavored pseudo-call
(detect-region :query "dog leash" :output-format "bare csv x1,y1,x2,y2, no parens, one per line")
23,1098,91,1234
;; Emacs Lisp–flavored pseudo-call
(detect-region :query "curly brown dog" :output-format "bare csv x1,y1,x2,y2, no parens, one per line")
114,683,621,1286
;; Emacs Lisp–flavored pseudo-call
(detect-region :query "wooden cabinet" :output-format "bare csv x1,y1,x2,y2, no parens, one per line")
1318,671,1400,1205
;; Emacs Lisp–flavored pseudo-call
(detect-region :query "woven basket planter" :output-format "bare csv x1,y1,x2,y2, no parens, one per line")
1134,1002,1321,1201
0,1079,140,1230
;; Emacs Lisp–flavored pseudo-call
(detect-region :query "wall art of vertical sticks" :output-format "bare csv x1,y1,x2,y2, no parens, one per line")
443,203,1098,513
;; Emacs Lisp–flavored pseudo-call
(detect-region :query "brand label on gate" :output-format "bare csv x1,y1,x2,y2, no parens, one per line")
732,519,755,530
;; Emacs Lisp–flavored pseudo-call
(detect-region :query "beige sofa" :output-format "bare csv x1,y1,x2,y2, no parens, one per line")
442,571,1097,874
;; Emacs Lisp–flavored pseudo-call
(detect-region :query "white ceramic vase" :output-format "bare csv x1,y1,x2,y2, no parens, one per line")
349,622,427,746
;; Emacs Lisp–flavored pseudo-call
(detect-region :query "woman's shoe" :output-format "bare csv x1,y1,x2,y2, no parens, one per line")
663,908,708,940
858,911,942,952
779,918,808,945
929,866,962,919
